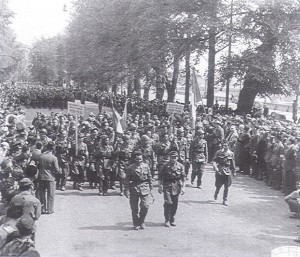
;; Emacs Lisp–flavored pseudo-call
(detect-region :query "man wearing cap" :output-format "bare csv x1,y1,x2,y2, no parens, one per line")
71,133,89,191
177,128,190,177
94,135,114,196
9,178,41,222
54,130,71,191
158,151,185,227
124,151,153,230
212,140,235,206
37,142,60,214
115,134,135,195
189,129,207,188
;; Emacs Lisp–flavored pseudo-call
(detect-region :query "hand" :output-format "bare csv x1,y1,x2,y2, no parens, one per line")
124,190,129,198
181,188,185,195
158,186,163,194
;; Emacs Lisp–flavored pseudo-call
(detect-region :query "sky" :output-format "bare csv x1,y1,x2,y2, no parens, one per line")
8,0,73,45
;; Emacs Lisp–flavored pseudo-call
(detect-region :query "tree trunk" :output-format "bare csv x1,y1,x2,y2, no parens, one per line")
207,0,217,107
112,84,117,95
155,71,164,101
166,53,180,102
134,73,142,98
143,79,150,100
127,75,134,97
236,79,258,114
185,43,191,105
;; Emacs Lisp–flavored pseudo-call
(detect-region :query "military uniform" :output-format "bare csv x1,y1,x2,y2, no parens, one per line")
94,140,114,195
54,137,70,191
115,138,134,195
212,143,235,205
189,132,207,188
158,152,185,227
124,154,152,230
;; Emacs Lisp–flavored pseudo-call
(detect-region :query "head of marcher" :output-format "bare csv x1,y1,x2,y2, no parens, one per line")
134,151,143,164
221,140,229,151
169,151,178,164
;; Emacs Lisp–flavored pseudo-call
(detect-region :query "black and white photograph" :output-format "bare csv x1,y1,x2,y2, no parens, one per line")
1,0,300,256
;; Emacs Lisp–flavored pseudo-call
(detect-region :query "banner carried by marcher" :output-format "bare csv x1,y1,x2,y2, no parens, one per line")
166,103,184,114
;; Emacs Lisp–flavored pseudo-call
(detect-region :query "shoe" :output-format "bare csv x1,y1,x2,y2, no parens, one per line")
140,223,145,230
294,239,300,243
41,210,47,214
222,200,228,206
120,192,124,196
164,221,170,227
191,181,194,186
170,221,176,227
133,226,139,230
197,186,201,189
78,187,83,191
111,186,116,190
214,194,217,200
290,215,300,219
61,187,66,191
103,192,107,196
46,211,54,214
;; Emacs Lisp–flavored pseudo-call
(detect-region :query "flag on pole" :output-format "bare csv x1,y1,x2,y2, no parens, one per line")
191,68,202,104
190,68,202,130
120,99,128,131
111,99,124,134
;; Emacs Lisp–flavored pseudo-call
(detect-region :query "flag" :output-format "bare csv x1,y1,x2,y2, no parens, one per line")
191,68,202,104
190,91,197,130
190,68,202,130
120,99,128,131
111,99,123,134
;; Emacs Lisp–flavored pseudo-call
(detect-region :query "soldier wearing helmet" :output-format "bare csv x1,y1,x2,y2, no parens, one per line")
189,129,208,189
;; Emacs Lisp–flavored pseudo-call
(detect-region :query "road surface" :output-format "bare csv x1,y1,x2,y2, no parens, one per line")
35,165,300,257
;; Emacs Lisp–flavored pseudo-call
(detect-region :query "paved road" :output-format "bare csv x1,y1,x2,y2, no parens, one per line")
34,165,300,257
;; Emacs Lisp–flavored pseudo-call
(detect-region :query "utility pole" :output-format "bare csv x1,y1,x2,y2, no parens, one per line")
225,0,233,110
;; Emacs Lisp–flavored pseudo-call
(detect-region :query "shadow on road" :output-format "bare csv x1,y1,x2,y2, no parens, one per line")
79,222,164,231
180,200,222,205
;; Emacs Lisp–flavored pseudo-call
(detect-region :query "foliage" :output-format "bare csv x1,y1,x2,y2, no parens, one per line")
0,0,22,82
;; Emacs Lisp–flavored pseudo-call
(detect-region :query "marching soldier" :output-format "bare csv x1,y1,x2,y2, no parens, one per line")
177,128,190,177
189,129,208,188
54,130,70,191
94,135,114,196
124,151,152,230
158,151,185,227
137,135,156,178
212,140,235,206
70,133,88,191
115,135,134,195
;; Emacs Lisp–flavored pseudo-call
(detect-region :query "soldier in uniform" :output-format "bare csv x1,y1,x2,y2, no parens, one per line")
154,133,171,175
54,130,70,191
189,129,208,188
177,128,190,177
124,151,152,230
212,140,235,206
115,135,134,196
8,178,41,239
94,135,114,196
137,135,156,178
283,137,297,195
270,135,284,190
71,134,88,191
85,128,99,189
158,151,185,227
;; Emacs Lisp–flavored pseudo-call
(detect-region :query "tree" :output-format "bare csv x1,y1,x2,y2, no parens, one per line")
29,36,66,85
218,0,300,113
0,0,22,83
